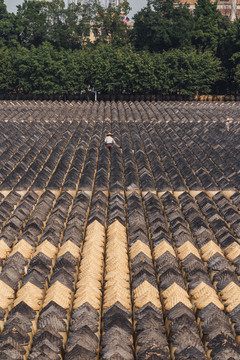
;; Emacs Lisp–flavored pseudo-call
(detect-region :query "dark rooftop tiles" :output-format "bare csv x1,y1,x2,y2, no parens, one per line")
1,101,240,358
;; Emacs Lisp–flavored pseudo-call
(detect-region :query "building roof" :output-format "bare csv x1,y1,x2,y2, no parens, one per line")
0,100,240,359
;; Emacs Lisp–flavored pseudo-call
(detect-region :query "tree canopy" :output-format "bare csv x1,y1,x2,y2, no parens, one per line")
0,0,239,97
132,0,194,51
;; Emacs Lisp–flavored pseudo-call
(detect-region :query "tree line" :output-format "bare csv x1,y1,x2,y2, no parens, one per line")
0,0,240,97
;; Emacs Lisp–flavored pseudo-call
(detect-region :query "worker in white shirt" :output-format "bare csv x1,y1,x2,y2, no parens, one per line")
226,118,230,131
104,132,120,152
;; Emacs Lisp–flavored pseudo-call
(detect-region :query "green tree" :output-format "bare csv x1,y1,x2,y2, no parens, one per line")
88,44,155,93
45,0,69,49
11,45,34,94
0,0,16,47
233,63,240,90
63,48,91,93
217,19,240,92
94,0,131,45
11,42,91,96
30,43,65,95
14,0,82,50
219,20,240,65
0,47,15,92
88,44,223,95
192,0,230,53
132,0,194,52
14,0,49,48
158,49,223,95
11,43,62,95
63,0,113,49
123,49,157,93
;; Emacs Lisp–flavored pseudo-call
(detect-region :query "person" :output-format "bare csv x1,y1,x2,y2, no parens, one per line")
226,118,230,132
104,132,120,152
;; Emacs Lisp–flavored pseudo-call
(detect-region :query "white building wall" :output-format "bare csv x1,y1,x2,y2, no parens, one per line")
68,0,82,5
109,0,123,7
67,0,123,8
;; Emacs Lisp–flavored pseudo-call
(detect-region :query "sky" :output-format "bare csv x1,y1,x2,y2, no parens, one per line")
4,0,148,18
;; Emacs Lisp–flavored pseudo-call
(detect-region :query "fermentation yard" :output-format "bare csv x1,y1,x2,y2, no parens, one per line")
1,100,240,360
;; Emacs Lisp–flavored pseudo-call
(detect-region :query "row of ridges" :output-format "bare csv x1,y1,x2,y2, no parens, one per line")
0,187,101,359
160,191,240,359
0,190,74,359
65,97,135,359
0,101,239,193
126,192,170,359
2,100,115,359
1,99,240,112
2,187,240,357
0,101,114,192
0,100,240,356
65,191,107,359
0,101,108,358
125,101,240,191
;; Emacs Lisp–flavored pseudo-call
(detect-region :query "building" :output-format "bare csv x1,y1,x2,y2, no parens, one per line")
68,0,82,5
183,0,239,20
68,0,123,8
109,0,124,6
216,0,239,20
